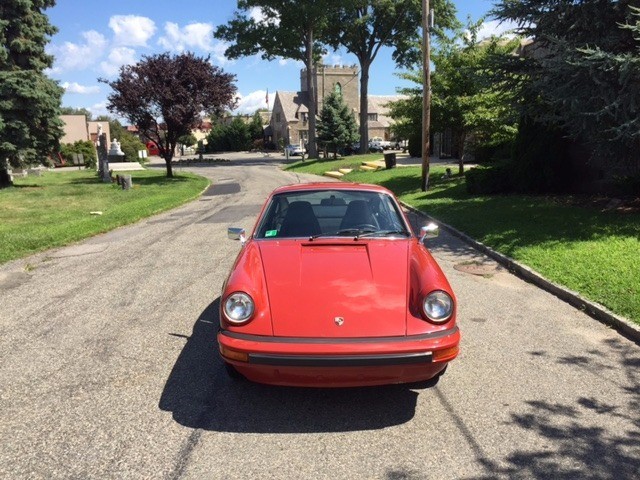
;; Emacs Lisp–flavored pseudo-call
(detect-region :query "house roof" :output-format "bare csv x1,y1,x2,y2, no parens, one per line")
276,91,310,122
368,95,403,128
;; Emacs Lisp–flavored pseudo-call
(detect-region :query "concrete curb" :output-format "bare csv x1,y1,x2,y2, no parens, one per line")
402,201,640,345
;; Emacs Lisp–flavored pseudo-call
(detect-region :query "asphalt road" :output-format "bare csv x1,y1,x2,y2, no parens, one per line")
1,154,639,479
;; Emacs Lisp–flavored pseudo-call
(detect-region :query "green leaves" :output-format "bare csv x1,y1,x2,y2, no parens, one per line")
101,53,237,175
317,91,359,156
492,0,640,166
0,0,62,179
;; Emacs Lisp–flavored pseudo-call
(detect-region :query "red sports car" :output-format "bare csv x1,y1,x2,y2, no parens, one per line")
218,183,460,387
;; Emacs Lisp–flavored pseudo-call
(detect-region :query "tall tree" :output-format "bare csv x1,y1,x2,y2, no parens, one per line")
326,0,459,154
317,91,359,158
215,0,336,158
0,0,63,188
388,25,519,173
101,52,237,177
491,0,640,170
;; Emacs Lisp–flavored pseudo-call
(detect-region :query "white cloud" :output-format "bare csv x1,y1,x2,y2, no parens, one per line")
474,19,519,41
233,90,269,115
159,22,231,64
109,15,156,47
159,22,213,51
49,30,108,71
88,101,109,118
211,41,230,65
323,53,344,66
249,6,279,26
61,82,100,94
100,47,137,77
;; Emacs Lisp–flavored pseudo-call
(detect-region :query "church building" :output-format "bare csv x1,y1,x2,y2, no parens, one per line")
268,65,401,147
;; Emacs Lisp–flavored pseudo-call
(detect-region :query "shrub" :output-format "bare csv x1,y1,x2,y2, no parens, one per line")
472,138,514,164
59,140,97,168
509,119,573,193
465,164,513,194
408,132,421,158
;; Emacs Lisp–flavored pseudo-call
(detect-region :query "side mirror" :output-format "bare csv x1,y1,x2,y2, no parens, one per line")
228,227,246,244
420,223,439,242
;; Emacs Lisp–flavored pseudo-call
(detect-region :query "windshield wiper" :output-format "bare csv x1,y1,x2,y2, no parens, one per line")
355,230,410,239
309,228,375,240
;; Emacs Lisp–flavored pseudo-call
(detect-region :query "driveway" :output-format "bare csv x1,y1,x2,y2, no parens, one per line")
1,155,638,479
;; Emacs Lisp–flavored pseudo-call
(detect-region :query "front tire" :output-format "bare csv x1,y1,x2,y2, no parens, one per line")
224,362,245,380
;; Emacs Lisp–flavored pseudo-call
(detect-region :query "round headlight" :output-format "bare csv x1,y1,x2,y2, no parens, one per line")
423,290,453,323
223,292,254,323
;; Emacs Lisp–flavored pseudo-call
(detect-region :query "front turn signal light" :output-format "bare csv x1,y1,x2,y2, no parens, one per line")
433,345,459,362
220,345,249,362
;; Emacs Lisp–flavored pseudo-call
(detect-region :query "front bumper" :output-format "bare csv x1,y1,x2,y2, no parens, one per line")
218,326,460,387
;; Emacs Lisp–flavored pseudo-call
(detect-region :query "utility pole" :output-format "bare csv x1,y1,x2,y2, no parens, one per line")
421,0,432,192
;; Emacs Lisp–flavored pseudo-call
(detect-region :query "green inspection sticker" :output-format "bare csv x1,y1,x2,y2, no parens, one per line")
265,230,278,237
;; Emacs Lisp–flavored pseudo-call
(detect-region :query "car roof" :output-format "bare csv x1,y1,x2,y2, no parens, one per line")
271,182,394,196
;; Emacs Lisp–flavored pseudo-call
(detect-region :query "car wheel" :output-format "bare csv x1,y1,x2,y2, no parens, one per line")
224,362,245,380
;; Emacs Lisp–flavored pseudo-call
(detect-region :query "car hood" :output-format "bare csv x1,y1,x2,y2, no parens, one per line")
258,240,409,337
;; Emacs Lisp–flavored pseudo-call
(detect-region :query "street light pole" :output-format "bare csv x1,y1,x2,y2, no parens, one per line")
421,0,431,192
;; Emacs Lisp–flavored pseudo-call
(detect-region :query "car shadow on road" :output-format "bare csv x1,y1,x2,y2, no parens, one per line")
159,298,423,433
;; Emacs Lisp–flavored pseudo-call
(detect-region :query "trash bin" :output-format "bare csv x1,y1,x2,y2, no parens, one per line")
384,152,396,169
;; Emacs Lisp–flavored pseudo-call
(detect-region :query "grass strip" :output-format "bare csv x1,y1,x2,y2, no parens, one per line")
0,169,209,264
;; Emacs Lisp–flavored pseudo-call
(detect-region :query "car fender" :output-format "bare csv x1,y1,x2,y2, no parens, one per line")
221,241,273,335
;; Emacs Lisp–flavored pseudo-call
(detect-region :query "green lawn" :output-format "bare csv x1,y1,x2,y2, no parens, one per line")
0,169,209,264
286,158,640,325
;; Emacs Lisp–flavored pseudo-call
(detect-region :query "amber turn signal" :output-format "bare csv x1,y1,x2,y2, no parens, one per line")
220,345,249,362
433,345,459,362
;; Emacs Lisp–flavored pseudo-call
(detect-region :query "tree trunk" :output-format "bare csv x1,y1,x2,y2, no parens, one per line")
164,155,173,177
421,0,431,192
458,132,466,176
359,61,371,154
305,29,318,159
0,164,13,188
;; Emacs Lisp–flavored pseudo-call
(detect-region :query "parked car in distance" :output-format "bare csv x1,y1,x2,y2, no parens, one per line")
284,144,304,156
370,137,393,150
219,183,460,387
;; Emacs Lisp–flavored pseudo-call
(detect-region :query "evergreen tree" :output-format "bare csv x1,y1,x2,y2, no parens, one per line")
317,91,359,158
492,0,640,170
0,0,63,187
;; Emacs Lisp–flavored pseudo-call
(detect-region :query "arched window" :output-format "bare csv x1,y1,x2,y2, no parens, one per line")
334,82,342,96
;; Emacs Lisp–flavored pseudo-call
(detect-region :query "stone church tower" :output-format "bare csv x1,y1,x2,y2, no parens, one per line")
300,65,360,116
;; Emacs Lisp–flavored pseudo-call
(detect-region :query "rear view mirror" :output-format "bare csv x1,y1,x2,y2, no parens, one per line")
420,223,439,242
228,227,246,244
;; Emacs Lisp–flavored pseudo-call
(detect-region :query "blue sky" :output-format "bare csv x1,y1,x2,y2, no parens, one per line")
45,1,511,118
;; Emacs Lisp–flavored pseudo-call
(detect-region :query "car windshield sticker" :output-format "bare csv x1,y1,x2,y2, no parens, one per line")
265,230,278,237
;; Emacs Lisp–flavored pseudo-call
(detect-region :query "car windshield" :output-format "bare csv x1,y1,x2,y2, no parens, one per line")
255,189,411,239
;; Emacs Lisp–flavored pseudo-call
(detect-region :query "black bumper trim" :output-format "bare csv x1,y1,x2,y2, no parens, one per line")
220,326,458,344
249,352,433,367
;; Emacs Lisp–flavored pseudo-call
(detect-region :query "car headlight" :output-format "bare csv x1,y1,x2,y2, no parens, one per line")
223,292,254,323
423,290,453,323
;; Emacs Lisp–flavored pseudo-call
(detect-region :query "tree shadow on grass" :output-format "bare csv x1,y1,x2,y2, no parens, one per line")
159,298,424,434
